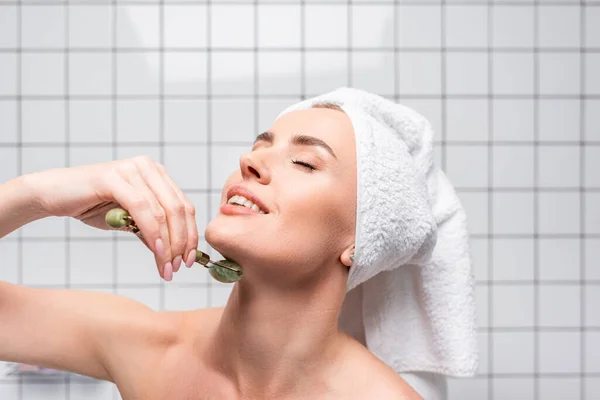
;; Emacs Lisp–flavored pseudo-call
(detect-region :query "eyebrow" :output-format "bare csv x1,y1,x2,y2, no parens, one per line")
254,131,338,159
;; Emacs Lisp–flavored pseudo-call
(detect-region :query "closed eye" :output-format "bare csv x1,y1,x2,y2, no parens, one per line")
292,160,316,171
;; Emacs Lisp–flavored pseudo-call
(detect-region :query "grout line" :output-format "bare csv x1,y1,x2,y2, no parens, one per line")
533,0,540,397
159,0,166,311
64,1,71,396
5,1,600,5
206,0,212,307
486,2,494,399
16,0,23,398
111,1,118,397
580,1,587,399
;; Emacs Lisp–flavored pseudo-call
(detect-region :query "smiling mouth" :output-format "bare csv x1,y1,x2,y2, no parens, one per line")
226,195,267,214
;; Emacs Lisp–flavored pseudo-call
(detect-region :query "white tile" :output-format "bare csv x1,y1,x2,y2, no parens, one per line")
586,54,600,95
69,5,112,48
209,192,222,221
116,5,160,48
493,192,534,235
164,5,207,48
0,53,16,96
470,237,488,281
539,378,580,400
117,52,160,95
69,53,112,96
585,100,600,141
539,192,580,234
446,53,488,95
116,239,162,284
116,145,160,162
305,51,348,96
21,215,66,238
170,238,210,284
446,99,488,142
70,381,115,400
493,332,534,373
22,53,64,95
445,5,488,48
538,146,580,188
493,145,534,188
305,5,348,48
539,238,581,281
397,6,441,48
586,7,600,48
0,241,19,284
258,52,301,95
210,145,247,190
492,6,534,48
164,52,207,95
210,285,233,307
22,100,65,143
70,240,114,284
401,99,443,140
539,99,581,142
211,99,255,143
164,286,208,310
586,378,600,400
22,241,67,285
69,146,113,167
493,378,534,400
447,378,488,400
0,100,17,143
475,285,488,328
493,53,534,95
116,100,159,143
163,145,209,190
445,145,488,188
0,148,18,184
21,147,66,174
70,100,113,143
539,6,581,48
164,99,208,143
586,285,600,327
0,5,17,48
0,384,19,399
493,285,534,327
116,287,161,311
540,332,581,373
211,52,254,95
211,5,254,48
586,239,600,280
351,5,394,48
351,51,395,97
22,5,65,48
258,5,301,48
539,53,580,95
587,332,600,373
540,285,581,327
397,52,442,96
493,99,535,141
456,192,488,235
586,193,600,235
23,383,66,400
586,146,600,188
258,98,298,132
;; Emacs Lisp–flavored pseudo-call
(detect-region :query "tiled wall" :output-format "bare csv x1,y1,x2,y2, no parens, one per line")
0,1,599,399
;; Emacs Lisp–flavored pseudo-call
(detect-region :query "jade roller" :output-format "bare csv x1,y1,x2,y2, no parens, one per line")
104,207,243,283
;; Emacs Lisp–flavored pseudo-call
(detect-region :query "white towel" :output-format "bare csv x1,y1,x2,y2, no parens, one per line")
278,88,478,377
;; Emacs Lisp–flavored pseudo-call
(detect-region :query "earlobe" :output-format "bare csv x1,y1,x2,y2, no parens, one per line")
341,245,355,267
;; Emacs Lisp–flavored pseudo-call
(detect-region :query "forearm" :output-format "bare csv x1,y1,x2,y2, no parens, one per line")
0,175,47,238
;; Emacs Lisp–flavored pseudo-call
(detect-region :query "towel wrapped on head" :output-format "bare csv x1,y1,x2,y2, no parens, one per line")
278,87,478,378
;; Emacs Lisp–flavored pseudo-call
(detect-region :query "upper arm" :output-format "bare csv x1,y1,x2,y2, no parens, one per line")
0,281,180,381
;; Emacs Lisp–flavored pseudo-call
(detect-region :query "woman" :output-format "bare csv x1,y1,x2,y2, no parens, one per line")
0,103,426,398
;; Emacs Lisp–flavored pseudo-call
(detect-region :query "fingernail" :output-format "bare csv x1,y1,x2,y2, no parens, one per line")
185,249,196,268
155,238,165,258
164,262,173,282
173,255,182,272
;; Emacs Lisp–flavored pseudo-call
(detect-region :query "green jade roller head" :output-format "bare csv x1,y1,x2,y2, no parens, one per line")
105,208,243,283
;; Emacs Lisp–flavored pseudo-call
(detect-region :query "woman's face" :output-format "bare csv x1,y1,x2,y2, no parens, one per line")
205,107,357,288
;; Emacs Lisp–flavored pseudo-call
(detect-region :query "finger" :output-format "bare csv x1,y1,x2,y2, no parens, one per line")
157,164,199,269
117,161,172,279
132,156,188,269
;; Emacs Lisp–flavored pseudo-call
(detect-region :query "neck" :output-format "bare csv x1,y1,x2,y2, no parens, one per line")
206,264,349,398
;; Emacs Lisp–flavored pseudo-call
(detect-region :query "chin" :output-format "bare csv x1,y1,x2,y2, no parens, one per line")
205,216,244,262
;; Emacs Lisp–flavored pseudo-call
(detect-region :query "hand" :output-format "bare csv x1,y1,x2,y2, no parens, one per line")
26,156,199,281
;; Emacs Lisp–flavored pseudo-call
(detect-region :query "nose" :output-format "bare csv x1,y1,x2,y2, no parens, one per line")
239,151,271,184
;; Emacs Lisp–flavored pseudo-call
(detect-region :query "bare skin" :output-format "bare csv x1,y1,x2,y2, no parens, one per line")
0,108,422,399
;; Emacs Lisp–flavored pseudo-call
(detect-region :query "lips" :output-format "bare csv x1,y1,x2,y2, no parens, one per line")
225,185,270,214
